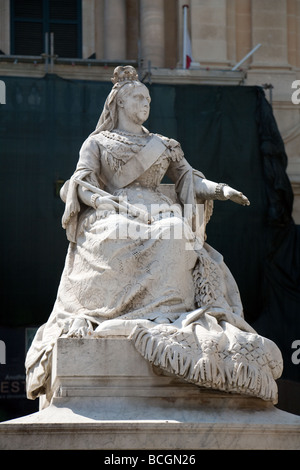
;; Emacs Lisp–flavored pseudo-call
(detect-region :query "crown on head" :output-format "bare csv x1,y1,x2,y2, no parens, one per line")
111,65,139,85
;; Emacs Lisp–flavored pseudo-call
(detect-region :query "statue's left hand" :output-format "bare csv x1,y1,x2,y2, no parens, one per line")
223,186,250,206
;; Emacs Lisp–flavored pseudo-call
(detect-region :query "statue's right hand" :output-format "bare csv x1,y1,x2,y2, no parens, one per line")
66,200,81,216
62,200,81,226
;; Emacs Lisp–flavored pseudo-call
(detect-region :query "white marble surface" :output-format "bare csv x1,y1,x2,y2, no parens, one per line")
25,66,279,407
1,337,300,450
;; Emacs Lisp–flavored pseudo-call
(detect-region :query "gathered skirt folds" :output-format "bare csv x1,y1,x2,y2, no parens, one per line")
25,205,283,403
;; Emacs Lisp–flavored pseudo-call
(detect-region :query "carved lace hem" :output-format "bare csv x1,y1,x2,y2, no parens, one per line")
130,324,280,404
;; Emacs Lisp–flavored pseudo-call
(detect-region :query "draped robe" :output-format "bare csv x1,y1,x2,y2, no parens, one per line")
25,129,283,403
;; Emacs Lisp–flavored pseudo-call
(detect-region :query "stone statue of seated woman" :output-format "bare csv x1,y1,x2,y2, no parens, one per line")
25,65,283,404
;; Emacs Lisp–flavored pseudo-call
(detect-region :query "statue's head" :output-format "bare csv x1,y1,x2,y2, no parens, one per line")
114,67,151,127
92,66,150,134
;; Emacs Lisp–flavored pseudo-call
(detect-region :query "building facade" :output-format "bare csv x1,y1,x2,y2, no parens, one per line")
1,0,300,222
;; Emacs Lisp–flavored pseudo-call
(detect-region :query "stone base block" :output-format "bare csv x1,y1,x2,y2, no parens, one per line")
1,338,300,450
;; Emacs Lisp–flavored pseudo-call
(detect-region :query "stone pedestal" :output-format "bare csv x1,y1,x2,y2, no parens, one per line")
1,337,300,450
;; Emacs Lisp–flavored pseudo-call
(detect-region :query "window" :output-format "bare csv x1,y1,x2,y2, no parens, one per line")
11,0,82,58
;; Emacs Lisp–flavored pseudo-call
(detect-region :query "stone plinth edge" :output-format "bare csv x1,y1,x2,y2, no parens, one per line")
1,337,300,450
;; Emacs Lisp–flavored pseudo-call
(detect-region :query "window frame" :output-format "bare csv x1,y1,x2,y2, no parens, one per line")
10,0,82,58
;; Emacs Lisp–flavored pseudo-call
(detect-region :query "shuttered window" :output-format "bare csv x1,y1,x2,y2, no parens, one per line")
11,0,82,58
